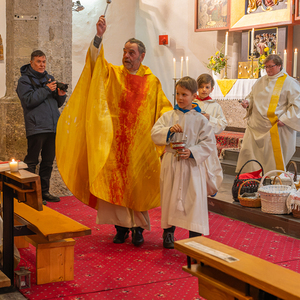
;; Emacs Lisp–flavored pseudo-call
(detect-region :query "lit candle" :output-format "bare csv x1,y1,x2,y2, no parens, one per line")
283,49,287,70
293,48,298,78
225,32,228,57
186,56,189,76
9,159,19,172
272,50,276,54
180,57,183,78
173,58,176,78
251,28,254,54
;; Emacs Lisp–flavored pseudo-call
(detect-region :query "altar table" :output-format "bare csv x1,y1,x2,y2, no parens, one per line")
211,79,257,101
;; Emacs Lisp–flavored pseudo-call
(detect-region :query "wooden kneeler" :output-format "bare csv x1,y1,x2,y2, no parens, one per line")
15,235,75,285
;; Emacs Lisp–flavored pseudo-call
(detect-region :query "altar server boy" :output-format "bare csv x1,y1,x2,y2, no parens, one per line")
151,76,223,249
195,73,227,134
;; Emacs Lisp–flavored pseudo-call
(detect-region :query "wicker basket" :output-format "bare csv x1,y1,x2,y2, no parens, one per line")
232,159,264,202
238,180,261,207
286,161,300,190
270,161,300,189
292,206,300,219
287,196,300,218
258,170,296,214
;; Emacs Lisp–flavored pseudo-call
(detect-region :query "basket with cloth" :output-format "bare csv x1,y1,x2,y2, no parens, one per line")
269,161,300,189
258,170,297,214
287,189,300,218
232,159,264,202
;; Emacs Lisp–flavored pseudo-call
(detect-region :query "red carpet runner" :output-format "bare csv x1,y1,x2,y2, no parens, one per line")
19,196,300,300
216,131,244,157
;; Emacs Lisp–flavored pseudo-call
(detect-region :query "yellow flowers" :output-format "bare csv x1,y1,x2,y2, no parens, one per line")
207,44,226,74
264,47,269,53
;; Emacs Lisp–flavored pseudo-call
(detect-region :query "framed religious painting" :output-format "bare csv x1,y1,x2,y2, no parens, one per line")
248,27,278,59
230,0,292,31
296,0,300,21
195,0,230,31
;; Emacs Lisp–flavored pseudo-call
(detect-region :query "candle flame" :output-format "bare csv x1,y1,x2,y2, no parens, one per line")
12,159,15,162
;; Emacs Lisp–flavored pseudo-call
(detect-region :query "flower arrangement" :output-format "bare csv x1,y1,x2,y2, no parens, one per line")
207,45,226,74
256,46,272,71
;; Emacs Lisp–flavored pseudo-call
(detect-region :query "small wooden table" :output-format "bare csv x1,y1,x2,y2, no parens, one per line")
175,236,300,300
0,170,42,292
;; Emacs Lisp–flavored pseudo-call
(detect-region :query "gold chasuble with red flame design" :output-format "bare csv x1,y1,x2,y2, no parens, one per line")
56,45,172,211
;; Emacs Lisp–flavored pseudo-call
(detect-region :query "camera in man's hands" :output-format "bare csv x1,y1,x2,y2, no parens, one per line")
48,79,69,92
56,82,69,92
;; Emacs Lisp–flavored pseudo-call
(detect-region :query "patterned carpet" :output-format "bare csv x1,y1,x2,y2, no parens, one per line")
216,131,244,157
18,196,300,300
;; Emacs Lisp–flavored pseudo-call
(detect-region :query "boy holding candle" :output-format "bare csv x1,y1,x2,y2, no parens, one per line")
151,76,223,249
194,73,227,134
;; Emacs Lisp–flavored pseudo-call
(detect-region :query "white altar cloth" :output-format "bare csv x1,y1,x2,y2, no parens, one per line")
211,79,257,101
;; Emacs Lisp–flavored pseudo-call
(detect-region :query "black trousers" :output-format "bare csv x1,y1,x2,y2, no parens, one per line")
24,132,56,193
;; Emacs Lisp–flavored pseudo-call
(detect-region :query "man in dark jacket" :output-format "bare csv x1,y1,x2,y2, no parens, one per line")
16,50,66,205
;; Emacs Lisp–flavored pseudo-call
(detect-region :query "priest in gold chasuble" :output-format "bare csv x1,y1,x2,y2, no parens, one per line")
56,16,172,246
237,54,300,174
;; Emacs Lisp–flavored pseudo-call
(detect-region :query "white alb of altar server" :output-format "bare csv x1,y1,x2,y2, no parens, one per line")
151,108,223,235
194,98,227,134
237,58,300,174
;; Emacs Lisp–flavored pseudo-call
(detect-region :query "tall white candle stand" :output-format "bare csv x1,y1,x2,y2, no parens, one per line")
173,78,179,107
223,57,228,79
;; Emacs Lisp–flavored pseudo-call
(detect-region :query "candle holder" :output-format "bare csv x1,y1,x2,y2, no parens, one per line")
248,54,254,79
173,78,179,107
15,266,31,289
223,57,228,79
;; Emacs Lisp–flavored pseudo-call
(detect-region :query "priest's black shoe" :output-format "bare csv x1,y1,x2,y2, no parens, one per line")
131,227,144,246
113,226,129,244
163,231,174,249
42,192,60,202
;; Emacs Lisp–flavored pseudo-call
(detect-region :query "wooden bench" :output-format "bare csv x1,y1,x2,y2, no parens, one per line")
175,236,300,300
1,169,91,286
0,271,11,289
0,170,91,288
14,198,91,285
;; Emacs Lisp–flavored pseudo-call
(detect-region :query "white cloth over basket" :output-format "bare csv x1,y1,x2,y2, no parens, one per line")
258,170,297,214
287,190,300,213
270,172,300,186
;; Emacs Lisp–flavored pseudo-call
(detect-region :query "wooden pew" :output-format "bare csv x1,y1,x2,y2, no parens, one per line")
0,169,91,285
0,271,11,289
14,199,91,285
2,169,43,211
175,236,300,300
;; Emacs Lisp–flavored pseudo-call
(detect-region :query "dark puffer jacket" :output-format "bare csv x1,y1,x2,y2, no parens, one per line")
16,64,66,137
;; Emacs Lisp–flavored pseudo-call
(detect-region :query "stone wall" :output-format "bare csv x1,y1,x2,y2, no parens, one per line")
0,0,72,196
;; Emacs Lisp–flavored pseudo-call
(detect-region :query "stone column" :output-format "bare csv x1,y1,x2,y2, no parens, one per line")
0,0,72,161
231,32,241,79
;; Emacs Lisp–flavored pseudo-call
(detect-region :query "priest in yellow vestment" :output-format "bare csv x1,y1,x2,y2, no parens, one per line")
236,54,300,174
56,16,172,246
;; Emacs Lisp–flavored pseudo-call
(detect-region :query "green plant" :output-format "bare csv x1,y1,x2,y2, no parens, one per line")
207,44,226,74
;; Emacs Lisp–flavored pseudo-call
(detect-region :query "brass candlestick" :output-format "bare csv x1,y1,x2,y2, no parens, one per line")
173,78,179,107
223,57,228,79
249,54,254,79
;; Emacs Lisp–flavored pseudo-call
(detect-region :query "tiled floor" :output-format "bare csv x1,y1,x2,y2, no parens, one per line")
0,292,26,300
